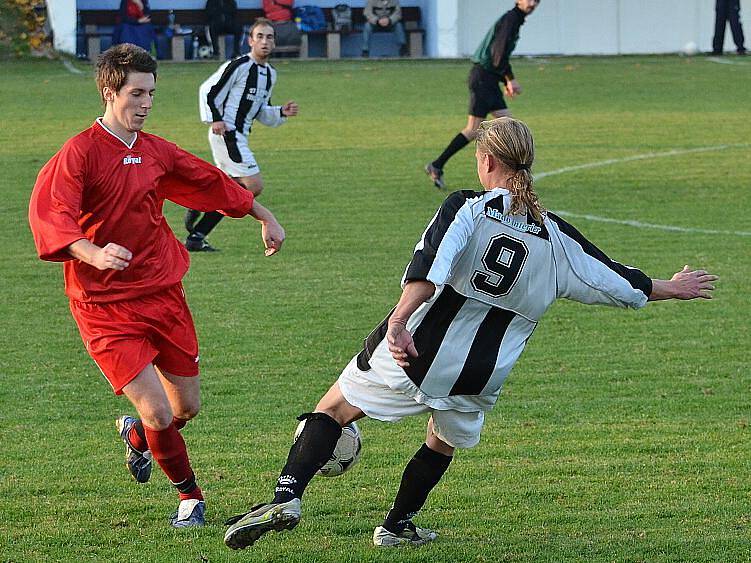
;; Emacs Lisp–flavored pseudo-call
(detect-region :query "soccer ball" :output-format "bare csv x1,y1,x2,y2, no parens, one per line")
682,41,698,56
197,45,213,59
294,420,362,477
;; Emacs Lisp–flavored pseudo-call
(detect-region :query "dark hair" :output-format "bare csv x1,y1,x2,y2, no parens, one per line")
250,17,275,38
95,43,157,105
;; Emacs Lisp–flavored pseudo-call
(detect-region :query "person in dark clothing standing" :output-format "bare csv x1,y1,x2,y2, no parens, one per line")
205,0,243,59
712,0,746,55
425,0,539,189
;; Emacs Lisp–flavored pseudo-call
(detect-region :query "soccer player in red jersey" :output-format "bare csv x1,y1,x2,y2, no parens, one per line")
28,43,285,527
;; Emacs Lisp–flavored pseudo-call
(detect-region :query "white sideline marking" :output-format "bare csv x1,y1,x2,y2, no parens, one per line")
537,145,751,237
553,211,751,237
536,144,749,180
706,56,750,66
62,59,84,74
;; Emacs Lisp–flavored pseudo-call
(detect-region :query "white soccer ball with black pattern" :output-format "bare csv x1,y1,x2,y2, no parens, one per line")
294,420,362,477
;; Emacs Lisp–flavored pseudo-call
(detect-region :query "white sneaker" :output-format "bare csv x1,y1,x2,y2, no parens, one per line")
169,499,205,528
224,498,301,550
373,521,437,546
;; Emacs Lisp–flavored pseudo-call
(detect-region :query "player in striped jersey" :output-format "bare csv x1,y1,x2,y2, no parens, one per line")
185,18,299,251
223,117,717,549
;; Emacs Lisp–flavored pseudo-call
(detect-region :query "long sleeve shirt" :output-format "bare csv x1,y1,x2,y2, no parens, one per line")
29,119,254,303
358,188,652,412
471,5,527,83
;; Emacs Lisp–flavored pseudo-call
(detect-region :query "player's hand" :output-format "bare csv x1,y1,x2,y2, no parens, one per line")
505,79,522,98
282,101,299,117
211,121,226,135
93,243,132,271
387,321,418,368
669,265,718,299
378,17,390,27
261,219,285,256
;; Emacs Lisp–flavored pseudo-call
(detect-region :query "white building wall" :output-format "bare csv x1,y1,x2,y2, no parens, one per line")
47,0,77,54
53,0,750,57
456,0,750,57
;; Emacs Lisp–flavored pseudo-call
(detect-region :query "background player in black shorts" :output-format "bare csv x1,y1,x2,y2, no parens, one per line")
425,0,539,189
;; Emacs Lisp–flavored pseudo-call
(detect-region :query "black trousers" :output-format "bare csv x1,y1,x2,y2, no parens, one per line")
209,17,242,57
713,0,746,53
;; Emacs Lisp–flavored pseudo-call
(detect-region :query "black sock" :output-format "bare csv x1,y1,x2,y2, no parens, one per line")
433,133,470,170
383,444,452,533
273,412,343,503
191,211,224,239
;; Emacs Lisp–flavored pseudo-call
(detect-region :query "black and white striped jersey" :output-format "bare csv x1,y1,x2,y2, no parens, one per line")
199,55,286,135
357,188,653,412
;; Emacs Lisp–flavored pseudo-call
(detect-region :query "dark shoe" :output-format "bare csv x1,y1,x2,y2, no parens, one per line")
738,49,747,56
361,50,369,58
399,45,408,57
424,163,445,189
170,499,206,528
115,416,152,484
185,236,219,252
224,498,301,550
184,209,200,234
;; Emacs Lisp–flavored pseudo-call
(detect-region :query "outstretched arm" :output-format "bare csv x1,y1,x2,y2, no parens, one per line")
648,265,718,301
387,280,436,368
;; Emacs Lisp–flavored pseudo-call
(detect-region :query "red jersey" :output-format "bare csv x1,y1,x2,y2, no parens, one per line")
29,119,254,303
263,0,294,22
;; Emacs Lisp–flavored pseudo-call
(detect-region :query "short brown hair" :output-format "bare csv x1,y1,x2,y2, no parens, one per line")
95,43,158,105
249,17,275,38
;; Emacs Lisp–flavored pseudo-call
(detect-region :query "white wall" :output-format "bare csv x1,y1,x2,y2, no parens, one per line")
48,0,78,54
457,0,750,57
55,0,751,57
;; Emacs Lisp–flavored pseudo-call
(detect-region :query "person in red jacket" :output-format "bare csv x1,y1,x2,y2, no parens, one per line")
28,43,285,528
263,0,294,22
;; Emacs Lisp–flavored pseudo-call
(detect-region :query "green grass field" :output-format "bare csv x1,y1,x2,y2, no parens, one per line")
1,54,749,562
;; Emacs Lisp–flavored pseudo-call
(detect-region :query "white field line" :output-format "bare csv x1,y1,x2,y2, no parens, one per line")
62,59,84,74
537,144,751,237
705,56,750,65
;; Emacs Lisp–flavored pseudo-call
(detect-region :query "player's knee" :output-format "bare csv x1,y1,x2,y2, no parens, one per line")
141,408,174,430
461,128,479,141
237,175,263,196
174,400,200,421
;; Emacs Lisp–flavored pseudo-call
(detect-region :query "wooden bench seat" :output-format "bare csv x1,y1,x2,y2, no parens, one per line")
78,6,423,61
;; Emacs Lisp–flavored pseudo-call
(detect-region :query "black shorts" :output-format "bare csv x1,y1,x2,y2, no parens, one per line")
467,64,507,117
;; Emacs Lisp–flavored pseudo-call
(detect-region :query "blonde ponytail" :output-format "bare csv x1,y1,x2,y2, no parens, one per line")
476,117,545,222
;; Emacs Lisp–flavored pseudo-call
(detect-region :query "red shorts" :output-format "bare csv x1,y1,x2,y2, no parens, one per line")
70,284,200,395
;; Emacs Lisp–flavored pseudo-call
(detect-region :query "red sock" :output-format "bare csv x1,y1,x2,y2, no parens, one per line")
129,418,188,453
143,422,203,501
127,419,148,453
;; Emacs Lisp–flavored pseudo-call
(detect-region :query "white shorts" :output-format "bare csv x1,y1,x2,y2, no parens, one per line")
337,357,485,449
208,127,260,178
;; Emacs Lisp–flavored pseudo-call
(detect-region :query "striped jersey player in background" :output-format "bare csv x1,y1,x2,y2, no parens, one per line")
185,17,299,252
223,117,717,549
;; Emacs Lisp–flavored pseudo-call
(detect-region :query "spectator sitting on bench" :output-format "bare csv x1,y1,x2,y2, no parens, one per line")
113,0,155,52
362,0,407,57
205,0,243,58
